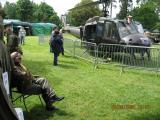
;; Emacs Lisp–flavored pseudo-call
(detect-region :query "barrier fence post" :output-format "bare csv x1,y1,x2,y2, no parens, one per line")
156,49,160,76
94,44,98,69
73,40,76,57
38,34,44,44
120,45,125,75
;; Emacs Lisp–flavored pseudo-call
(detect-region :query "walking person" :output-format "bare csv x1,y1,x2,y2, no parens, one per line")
10,52,64,111
50,30,63,66
49,27,58,53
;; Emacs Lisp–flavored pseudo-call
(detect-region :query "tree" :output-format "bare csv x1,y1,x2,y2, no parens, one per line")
3,2,18,19
117,0,133,19
32,2,62,28
152,0,160,17
131,1,159,29
49,14,62,28
3,0,62,27
68,0,101,26
136,0,148,4
33,2,54,22
16,0,34,21
136,0,160,16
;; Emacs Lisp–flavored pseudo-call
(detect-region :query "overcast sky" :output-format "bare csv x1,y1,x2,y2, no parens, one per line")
1,0,121,17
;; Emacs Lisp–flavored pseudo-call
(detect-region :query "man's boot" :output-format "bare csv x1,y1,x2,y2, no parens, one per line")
50,95,64,103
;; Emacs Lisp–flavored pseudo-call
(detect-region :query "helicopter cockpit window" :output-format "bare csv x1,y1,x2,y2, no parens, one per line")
85,25,97,41
104,22,112,38
118,21,138,38
97,23,103,37
110,23,118,39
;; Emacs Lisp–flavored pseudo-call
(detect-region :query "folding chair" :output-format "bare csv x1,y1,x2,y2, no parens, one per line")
10,75,44,112
11,88,44,112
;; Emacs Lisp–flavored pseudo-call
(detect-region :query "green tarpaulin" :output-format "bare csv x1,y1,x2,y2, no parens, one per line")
31,23,57,36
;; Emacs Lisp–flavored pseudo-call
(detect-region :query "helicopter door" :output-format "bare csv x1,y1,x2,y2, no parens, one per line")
95,22,104,44
104,22,119,44
84,25,97,42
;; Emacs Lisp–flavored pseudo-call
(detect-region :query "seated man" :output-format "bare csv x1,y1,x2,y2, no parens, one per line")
10,52,64,111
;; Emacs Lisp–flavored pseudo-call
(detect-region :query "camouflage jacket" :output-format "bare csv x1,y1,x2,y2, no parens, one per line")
12,63,34,91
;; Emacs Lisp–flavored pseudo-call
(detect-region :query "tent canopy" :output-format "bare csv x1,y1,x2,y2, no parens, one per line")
3,19,57,36
3,19,32,35
3,19,31,27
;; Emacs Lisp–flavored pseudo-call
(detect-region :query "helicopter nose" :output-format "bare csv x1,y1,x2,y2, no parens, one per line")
139,37,151,46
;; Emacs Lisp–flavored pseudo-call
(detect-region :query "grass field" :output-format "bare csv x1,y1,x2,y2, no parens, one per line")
13,34,160,120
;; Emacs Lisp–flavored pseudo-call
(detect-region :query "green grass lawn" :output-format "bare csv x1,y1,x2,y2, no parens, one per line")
14,34,160,120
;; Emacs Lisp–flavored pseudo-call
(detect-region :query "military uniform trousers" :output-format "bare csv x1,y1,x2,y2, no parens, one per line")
22,77,56,105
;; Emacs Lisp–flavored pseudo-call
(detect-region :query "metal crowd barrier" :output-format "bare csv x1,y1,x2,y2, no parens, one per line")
64,38,160,72
74,40,97,63
97,43,160,72
38,35,50,44
64,39,97,65
63,38,76,55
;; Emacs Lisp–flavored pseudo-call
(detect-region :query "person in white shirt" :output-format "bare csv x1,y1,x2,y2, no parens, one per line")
18,27,26,45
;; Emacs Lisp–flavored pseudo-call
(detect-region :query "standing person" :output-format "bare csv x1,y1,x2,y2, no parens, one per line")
7,33,23,55
52,27,58,34
50,30,63,66
18,27,26,45
59,28,64,55
5,27,23,54
10,52,64,111
49,27,58,53
80,26,83,40
5,27,13,43
127,15,133,24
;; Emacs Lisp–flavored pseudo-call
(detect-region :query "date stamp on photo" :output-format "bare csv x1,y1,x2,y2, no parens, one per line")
111,104,151,110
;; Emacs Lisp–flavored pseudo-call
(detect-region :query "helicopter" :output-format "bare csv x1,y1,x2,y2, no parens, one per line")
68,0,151,59
72,0,151,46
82,15,151,47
